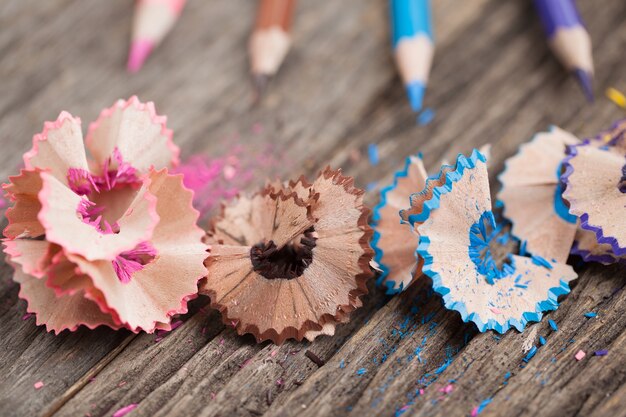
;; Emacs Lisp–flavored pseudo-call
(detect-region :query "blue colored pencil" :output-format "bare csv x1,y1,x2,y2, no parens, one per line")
533,0,594,101
390,0,434,112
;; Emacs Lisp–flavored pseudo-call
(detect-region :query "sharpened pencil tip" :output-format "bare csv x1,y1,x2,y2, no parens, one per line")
252,73,271,103
406,82,426,112
573,69,594,103
127,40,154,73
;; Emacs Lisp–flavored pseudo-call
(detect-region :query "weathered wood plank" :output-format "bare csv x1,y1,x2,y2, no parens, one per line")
0,255,130,417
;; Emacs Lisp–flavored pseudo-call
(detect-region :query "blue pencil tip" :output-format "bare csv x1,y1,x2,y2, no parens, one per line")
573,69,594,103
406,82,426,112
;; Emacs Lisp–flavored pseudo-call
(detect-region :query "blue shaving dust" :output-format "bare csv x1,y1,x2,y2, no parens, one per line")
548,320,558,331
531,255,553,269
523,346,538,363
417,108,436,126
368,144,379,166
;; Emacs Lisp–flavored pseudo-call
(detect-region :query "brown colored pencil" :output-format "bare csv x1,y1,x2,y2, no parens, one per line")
249,0,296,97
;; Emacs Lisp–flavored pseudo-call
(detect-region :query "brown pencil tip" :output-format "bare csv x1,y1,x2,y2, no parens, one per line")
252,73,271,104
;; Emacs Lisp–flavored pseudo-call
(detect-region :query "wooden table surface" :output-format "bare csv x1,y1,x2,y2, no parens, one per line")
1,1,625,416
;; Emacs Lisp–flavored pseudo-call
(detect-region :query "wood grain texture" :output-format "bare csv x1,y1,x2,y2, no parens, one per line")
0,1,625,416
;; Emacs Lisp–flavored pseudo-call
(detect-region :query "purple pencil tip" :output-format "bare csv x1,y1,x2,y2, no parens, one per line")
573,69,594,103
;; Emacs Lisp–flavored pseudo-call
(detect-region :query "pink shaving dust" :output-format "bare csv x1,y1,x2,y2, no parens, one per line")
439,384,454,394
172,131,286,219
112,404,138,417
33,381,44,389
173,155,237,216
112,241,157,284
251,123,264,135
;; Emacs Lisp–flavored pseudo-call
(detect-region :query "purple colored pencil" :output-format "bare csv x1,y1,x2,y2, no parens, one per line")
533,0,594,101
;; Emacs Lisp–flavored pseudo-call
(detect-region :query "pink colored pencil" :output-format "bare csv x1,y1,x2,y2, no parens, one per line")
127,0,186,73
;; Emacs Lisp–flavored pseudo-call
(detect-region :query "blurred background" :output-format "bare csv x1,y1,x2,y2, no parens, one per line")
1,0,624,200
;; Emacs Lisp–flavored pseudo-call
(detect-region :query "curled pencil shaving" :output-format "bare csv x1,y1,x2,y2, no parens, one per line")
200,168,373,344
498,127,579,263
562,121,626,260
371,155,428,294
3,97,207,333
413,150,577,333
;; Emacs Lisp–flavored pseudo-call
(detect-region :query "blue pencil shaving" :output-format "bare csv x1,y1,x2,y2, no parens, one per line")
368,144,379,166
394,406,410,417
539,336,547,346
356,368,367,375
496,232,510,245
339,359,346,369
531,255,553,269
523,346,538,363
548,320,558,331
584,312,597,318
434,359,452,375
471,397,493,416
417,108,435,126
503,371,511,385
519,240,528,256
594,350,608,356
422,311,436,324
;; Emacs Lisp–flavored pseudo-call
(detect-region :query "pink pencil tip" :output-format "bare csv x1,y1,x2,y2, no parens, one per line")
127,40,154,73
